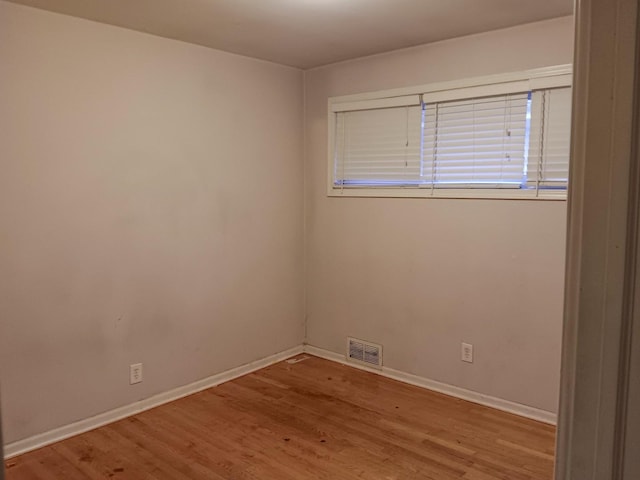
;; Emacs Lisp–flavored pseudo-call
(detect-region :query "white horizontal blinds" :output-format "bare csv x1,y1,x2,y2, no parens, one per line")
423,93,529,188
334,105,423,186
527,87,572,189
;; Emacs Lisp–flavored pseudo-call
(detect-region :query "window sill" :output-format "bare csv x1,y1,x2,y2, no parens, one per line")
327,187,567,201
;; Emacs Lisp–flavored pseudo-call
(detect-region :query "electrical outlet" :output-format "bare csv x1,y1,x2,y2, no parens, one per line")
130,363,143,384
461,343,473,363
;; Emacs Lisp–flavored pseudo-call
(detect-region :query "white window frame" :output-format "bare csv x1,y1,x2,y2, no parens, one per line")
327,64,572,200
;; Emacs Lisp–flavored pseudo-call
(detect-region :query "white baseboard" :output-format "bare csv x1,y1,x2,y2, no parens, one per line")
4,342,556,459
303,344,557,425
4,345,303,459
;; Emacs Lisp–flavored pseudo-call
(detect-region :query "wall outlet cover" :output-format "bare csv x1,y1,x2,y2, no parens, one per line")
130,363,143,385
462,343,474,363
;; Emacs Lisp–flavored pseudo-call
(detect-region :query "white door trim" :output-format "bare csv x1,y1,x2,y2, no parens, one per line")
556,0,640,478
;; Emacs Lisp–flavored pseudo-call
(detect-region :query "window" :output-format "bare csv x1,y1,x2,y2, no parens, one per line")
334,99,423,186
527,87,572,190
329,65,572,199
422,93,529,188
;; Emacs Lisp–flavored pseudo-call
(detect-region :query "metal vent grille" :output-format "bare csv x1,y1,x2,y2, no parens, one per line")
347,337,382,368
349,340,365,362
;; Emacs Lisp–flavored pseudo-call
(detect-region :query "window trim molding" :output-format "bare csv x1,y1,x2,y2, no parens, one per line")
326,64,573,200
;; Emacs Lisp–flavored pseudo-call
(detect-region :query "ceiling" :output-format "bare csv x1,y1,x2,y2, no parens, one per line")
6,0,574,69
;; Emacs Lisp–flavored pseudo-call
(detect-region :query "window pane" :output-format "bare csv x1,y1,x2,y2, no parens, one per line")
423,93,529,188
334,106,423,186
527,87,572,188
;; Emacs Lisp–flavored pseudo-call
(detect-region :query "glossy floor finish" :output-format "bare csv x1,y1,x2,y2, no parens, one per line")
4,355,556,479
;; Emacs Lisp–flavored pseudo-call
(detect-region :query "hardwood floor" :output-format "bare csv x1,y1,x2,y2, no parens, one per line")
4,355,556,479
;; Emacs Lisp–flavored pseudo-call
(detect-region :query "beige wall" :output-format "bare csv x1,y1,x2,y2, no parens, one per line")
0,2,304,443
304,17,574,413
0,0,574,446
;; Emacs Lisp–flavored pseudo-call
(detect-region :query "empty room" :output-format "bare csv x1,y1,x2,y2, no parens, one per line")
2,0,639,479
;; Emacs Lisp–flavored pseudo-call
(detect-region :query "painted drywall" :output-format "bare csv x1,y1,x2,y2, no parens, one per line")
304,16,574,413
0,2,304,443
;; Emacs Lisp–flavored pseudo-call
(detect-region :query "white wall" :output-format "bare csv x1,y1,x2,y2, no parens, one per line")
0,2,304,443
304,17,574,413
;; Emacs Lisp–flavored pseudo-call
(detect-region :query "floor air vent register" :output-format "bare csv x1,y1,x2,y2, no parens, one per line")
347,337,383,368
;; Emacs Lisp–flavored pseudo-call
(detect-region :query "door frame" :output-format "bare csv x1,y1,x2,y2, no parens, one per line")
556,0,640,478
